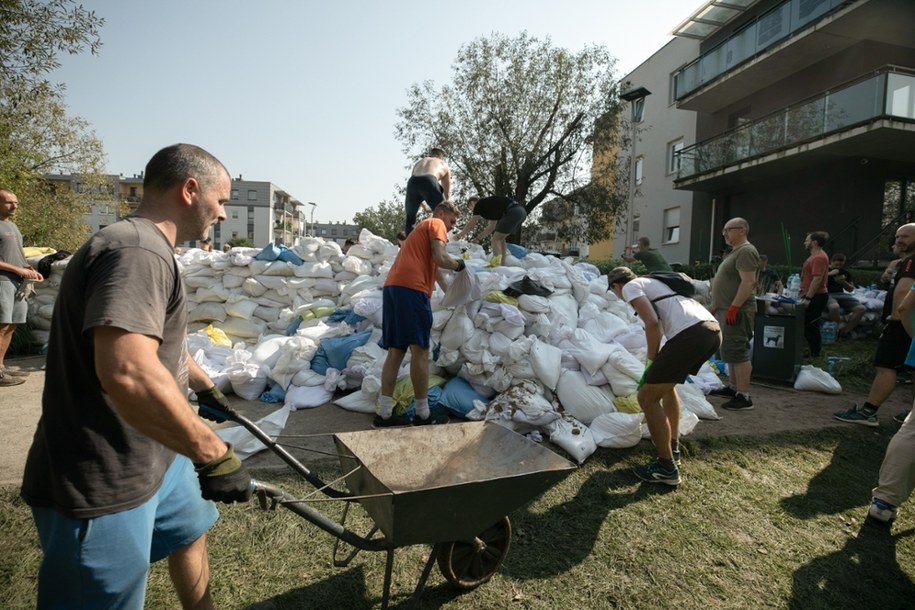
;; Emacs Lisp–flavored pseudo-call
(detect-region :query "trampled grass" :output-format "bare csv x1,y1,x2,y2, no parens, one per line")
3,426,914,609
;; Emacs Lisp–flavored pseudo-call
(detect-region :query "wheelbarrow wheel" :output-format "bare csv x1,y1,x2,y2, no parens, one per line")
436,516,512,589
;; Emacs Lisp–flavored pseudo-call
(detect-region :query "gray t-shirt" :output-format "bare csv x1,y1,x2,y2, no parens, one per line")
22,217,189,518
0,219,28,282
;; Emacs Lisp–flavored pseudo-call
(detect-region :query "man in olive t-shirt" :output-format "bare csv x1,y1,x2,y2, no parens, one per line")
623,237,672,272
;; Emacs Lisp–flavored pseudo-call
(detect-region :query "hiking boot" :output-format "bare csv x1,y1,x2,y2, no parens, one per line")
0,371,25,387
867,498,897,523
633,459,681,486
833,405,878,427
372,414,413,428
709,386,737,398
722,394,754,411
414,411,449,426
894,411,910,425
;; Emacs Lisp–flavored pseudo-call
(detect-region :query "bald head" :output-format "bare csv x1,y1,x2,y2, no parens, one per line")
895,223,915,255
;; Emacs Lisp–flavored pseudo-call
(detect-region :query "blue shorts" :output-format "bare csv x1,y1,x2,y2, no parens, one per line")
381,285,432,350
31,455,219,610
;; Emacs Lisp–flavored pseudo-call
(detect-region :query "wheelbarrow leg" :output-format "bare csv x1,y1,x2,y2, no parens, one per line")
407,544,441,607
380,548,395,610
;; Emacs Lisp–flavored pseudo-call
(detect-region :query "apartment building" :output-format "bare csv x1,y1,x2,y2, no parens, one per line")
672,0,915,265
606,0,915,267
311,220,363,247
218,178,305,250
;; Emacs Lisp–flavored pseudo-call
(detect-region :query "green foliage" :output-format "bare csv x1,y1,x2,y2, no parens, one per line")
0,0,107,248
351,199,405,243
227,236,254,248
395,32,621,242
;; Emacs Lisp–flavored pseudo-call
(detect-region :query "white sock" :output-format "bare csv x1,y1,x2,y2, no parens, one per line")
415,398,430,420
378,395,394,419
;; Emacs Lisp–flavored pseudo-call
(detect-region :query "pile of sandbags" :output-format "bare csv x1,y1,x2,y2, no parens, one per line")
26,228,722,464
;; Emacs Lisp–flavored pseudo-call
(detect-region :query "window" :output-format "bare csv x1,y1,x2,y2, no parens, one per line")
231,189,238,200
247,190,257,201
632,97,646,123
664,207,681,244
635,157,644,185
667,139,684,174
231,210,238,220
321,228,327,236
632,215,640,236
231,230,238,238
331,228,337,236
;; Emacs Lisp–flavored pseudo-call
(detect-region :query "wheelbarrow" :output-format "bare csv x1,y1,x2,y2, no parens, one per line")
211,405,577,608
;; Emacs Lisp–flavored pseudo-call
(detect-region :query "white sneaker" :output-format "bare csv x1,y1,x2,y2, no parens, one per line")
868,498,897,523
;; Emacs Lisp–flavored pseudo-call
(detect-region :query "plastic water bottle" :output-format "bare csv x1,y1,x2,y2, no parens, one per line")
786,274,800,299
820,321,837,344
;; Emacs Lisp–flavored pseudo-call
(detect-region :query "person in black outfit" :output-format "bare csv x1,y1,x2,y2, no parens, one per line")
452,195,527,266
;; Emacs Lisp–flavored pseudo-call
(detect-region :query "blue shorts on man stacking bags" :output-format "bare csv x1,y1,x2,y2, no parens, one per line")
31,455,218,610
381,285,432,350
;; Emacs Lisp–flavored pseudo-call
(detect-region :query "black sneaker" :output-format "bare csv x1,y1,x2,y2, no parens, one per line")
894,411,910,425
372,414,413,428
413,411,449,426
633,459,681,486
709,386,737,398
722,394,754,411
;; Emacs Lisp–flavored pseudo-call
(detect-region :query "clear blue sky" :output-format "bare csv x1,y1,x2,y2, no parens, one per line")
51,0,699,223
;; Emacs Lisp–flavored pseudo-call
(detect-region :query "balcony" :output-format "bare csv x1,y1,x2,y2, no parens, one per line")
673,0,913,113
675,66,915,189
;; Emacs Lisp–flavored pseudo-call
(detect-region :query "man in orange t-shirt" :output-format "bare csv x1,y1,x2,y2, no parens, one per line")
376,201,465,427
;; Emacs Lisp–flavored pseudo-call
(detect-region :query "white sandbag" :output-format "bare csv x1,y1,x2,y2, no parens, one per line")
793,365,842,394
188,303,227,323
222,273,245,289
261,261,295,276
185,274,218,289
196,285,230,302
291,367,325,387
641,411,700,439
284,384,333,411
590,412,643,448
546,415,597,464
600,360,638,397
216,406,290,460
254,275,288,290
249,334,290,368
518,294,552,313
555,369,616,425
606,343,645,380
342,255,373,276
333,389,377,413
226,359,268,401
674,383,721,420
242,277,268,297
439,266,483,309
530,338,562,391
561,328,613,375
224,296,260,320
440,306,475,351
293,261,334,278
219,316,267,339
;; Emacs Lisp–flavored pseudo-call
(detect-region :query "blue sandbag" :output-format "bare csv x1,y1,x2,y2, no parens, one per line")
254,243,281,261
506,243,529,259
314,329,373,373
437,376,490,418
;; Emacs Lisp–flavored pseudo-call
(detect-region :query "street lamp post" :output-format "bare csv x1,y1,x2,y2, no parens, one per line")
619,86,651,253
307,201,317,237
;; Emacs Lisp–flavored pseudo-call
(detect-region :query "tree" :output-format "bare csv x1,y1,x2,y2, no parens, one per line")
227,236,254,248
1,0,107,248
395,32,623,244
352,199,406,243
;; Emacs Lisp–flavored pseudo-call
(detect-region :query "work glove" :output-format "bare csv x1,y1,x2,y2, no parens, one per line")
725,305,740,325
454,258,466,272
15,280,35,301
195,386,233,423
195,443,252,503
637,359,653,390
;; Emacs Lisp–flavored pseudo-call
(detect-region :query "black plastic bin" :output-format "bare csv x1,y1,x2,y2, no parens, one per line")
752,304,805,383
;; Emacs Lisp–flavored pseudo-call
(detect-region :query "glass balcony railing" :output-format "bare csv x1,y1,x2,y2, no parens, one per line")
673,0,849,102
676,66,915,181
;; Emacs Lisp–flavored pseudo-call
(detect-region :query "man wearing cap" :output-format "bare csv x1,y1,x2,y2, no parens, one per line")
607,266,721,485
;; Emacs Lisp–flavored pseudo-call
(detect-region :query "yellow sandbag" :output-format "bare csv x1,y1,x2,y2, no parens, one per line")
203,324,232,347
23,246,56,258
614,393,642,414
392,374,447,414
483,290,519,306
311,306,335,318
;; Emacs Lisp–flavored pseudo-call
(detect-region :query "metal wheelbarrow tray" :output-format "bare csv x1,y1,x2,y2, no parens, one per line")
229,408,576,608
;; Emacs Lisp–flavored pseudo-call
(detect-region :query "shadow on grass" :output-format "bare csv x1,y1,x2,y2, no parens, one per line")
241,565,375,610
789,522,915,609
779,428,892,519
499,449,672,581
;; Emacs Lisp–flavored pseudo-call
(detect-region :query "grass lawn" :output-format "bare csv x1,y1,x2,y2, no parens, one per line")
3,425,914,609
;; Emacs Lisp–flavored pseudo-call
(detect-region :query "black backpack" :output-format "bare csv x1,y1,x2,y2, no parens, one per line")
646,271,695,305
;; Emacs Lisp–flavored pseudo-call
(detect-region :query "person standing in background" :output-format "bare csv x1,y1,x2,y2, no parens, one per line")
797,231,830,357
709,217,759,411
0,189,44,386
622,236,672,272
